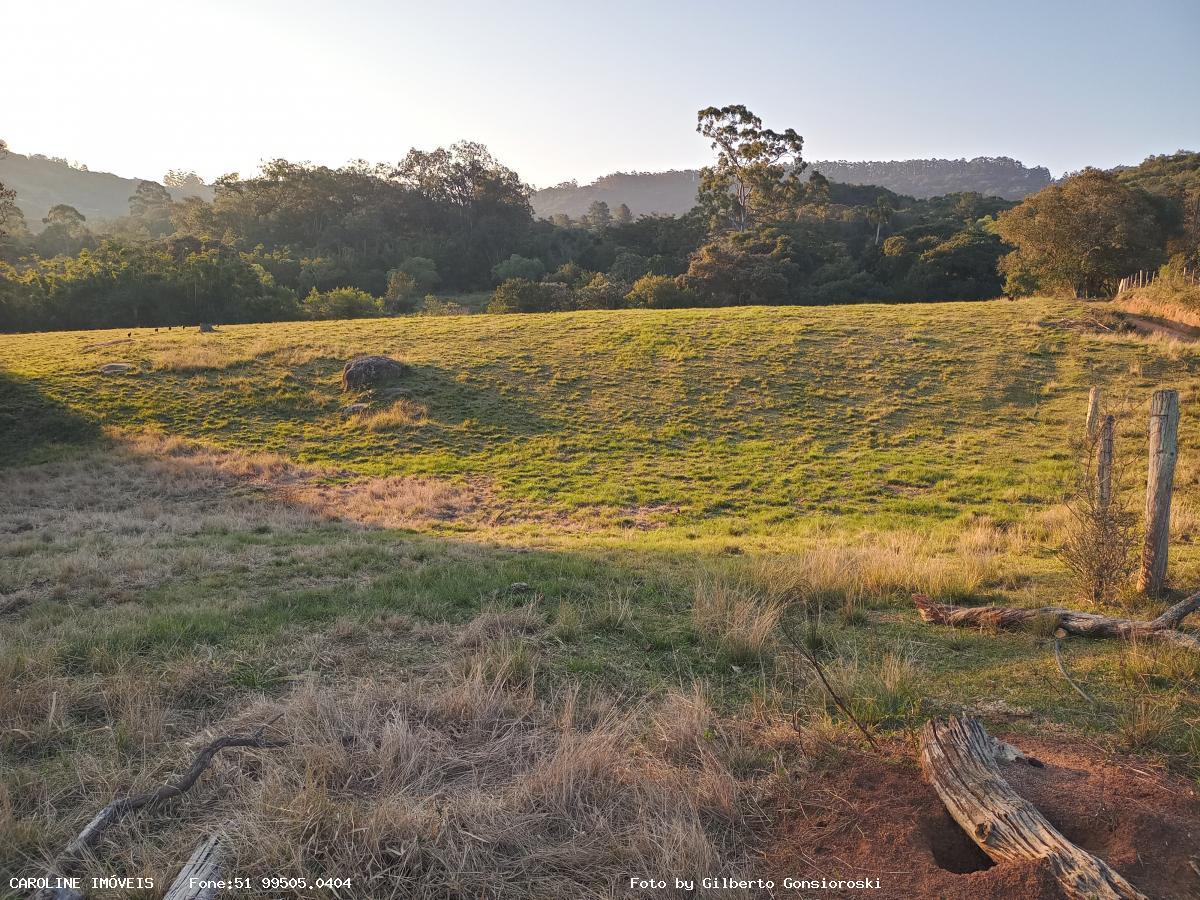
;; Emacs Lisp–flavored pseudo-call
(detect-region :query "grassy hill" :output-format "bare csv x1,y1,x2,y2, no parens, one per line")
0,300,1143,521
1,298,1198,894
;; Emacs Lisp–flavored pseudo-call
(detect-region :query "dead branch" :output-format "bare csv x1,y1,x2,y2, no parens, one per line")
1053,629,1097,705
36,720,283,899
780,620,878,750
912,590,1200,653
921,716,1147,900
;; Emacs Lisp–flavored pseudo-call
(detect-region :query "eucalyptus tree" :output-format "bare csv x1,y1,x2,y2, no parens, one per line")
695,105,806,232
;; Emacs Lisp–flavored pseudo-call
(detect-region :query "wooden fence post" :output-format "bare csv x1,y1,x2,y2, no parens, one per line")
1085,387,1102,443
1138,390,1180,595
1097,415,1114,513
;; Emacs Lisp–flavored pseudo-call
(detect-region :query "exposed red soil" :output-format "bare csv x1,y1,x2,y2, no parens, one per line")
761,736,1200,899
1121,311,1200,343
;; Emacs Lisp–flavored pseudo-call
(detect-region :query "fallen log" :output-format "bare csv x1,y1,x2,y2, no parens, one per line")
164,832,225,900
921,716,1147,900
912,589,1200,653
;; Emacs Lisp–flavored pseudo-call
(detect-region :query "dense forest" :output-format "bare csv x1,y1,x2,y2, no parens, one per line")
0,117,1197,331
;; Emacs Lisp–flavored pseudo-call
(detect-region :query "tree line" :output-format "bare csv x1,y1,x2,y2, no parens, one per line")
0,123,1197,331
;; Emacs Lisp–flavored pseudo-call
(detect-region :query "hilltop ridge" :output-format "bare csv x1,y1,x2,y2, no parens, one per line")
532,157,1054,218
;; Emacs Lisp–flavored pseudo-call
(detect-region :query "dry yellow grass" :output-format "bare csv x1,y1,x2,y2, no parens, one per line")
4,609,771,900
692,580,785,665
357,397,430,430
751,531,1003,611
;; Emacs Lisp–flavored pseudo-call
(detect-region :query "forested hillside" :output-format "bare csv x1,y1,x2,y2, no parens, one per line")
0,150,212,224
0,149,1055,227
532,157,1053,218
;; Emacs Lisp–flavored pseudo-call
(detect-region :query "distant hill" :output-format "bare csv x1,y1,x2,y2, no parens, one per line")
0,151,212,226
3,148,1060,226
532,157,1053,219
533,170,703,220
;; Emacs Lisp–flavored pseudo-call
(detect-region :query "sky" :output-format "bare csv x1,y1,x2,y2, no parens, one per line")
4,0,1199,188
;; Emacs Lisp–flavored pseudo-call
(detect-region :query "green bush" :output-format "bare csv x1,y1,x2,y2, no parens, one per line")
383,270,420,313
624,274,694,309
576,274,628,309
396,257,440,294
0,240,300,332
488,278,571,313
303,286,383,320
492,254,545,283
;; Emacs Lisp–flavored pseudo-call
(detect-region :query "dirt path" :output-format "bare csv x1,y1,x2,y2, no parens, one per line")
1120,311,1200,342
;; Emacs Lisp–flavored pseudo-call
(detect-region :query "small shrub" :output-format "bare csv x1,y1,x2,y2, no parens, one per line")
418,296,470,316
624,274,694,309
1059,416,1137,606
488,278,572,313
575,274,629,310
491,254,545,283
303,286,382,320
382,270,420,313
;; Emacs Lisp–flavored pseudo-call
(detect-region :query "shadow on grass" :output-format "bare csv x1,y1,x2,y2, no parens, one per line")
0,369,99,466
386,361,557,443
146,357,559,457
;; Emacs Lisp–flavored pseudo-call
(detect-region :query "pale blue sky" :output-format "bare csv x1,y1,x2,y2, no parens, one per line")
5,0,1198,187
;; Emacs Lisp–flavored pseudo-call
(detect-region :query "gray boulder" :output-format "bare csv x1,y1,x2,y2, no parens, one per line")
341,355,409,392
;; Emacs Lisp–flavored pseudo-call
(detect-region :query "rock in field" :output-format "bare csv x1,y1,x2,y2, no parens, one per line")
341,355,409,392
97,363,134,375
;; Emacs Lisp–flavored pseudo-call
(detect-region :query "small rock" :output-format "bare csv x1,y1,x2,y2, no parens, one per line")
341,355,409,392
509,582,533,593
97,363,134,375
341,403,369,415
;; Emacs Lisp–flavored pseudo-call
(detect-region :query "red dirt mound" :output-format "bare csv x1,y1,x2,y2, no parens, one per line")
761,736,1200,899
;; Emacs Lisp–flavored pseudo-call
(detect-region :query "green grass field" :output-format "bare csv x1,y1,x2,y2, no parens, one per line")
1,297,1198,895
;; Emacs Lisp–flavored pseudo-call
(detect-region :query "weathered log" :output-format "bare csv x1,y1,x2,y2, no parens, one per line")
912,590,1200,653
164,832,225,900
921,716,1147,900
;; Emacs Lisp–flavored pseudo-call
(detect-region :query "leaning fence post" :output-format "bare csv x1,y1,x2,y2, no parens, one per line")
1138,390,1180,595
1097,415,1114,513
1086,387,1102,443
